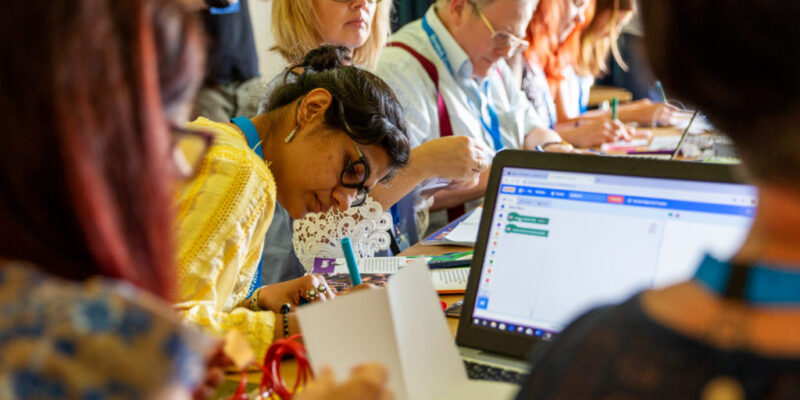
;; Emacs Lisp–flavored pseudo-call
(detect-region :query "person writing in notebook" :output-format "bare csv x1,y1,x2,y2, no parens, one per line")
375,0,571,232
257,0,491,285
552,0,684,130
517,0,800,397
521,0,653,148
175,45,411,360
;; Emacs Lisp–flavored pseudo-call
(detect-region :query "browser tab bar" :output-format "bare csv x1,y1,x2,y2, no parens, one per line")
547,173,596,185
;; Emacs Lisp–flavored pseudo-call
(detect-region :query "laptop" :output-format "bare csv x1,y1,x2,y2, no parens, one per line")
456,150,757,383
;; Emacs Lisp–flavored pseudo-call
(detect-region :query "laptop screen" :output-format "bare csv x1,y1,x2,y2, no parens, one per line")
470,166,756,340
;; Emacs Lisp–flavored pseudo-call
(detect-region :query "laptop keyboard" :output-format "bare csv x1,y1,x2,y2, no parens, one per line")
463,360,527,385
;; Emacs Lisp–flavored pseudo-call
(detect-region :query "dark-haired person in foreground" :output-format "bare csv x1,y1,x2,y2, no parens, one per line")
517,1,800,398
0,0,213,397
175,45,411,359
0,0,394,397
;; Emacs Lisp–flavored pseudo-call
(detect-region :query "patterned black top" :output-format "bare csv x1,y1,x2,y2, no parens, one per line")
517,295,800,399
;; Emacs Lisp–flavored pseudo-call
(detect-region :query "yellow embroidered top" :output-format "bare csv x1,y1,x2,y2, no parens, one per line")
174,117,277,358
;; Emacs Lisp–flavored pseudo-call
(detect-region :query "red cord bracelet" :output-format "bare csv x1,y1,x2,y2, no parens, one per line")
228,334,313,400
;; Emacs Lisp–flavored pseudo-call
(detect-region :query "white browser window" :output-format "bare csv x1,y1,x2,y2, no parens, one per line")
471,167,756,337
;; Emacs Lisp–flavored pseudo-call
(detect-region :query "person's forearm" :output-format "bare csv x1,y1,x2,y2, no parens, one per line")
430,169,490,211
430,184,486,211
523,127,564,150
369,147,431,209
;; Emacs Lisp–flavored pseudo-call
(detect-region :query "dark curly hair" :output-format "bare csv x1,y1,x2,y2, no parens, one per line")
265,45,410,182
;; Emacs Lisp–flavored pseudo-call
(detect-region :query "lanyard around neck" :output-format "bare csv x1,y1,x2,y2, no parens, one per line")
421,14,504,151
231,116,264,159
230,116,264,297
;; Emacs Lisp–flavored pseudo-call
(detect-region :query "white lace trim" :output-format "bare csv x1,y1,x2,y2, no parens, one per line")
292,195,392,271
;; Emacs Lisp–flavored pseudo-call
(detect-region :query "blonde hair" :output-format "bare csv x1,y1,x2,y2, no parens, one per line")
576,0,634,77
271,0,392,70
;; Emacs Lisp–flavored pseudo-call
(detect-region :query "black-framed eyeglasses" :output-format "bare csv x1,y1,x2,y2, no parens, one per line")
469,0,530,57
340,143,371,207
334,99,373,208
171,125,213,180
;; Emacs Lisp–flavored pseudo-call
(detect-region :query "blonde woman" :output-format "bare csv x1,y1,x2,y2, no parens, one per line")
558,0,683,125
271,0,392,69
260,0,490,285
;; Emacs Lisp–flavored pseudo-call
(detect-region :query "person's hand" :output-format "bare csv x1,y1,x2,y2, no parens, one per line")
192,341,231,400
413,136,491,191
350,283,381,292
630,127,653,139
541,143,579,153
295,364,393,400
620,99,683,125
558,118,631,148
258,274,334,312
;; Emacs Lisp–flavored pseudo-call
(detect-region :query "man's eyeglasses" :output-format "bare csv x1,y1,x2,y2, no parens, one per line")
470,0,530,57
171,126,213,179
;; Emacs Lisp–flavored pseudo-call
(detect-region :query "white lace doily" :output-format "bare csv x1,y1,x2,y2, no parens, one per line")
292,195,393,271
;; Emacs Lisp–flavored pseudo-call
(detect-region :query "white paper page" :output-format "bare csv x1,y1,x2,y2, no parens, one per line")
386,262,468,400
431,267,470,293
311,257,408,274
647,135,681,150
419,177,452,197
296,288,409,399
443,207,483,245
600,138,650,150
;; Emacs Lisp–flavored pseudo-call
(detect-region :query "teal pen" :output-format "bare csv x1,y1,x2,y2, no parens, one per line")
611,97,618,120
340,237,362,286
656,81,668,103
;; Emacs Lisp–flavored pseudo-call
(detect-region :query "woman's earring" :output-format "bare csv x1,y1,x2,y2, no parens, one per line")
284,126,298,143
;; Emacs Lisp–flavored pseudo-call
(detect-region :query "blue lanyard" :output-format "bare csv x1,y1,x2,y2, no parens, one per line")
694,254,800,306
543,89,557,129
231,116,264,297
578,82,588,115
421,15,504,151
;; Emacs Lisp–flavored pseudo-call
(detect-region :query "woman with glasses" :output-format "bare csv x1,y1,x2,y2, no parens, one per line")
256,0,491,286
175,45,411,360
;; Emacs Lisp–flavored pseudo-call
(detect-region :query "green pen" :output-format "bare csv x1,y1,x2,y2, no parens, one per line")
656,80,668,103
611,97,618,120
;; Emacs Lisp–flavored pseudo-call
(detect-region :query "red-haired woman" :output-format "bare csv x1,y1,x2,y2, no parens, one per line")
558,0,685,128
523,0,671,148
522,0,633,148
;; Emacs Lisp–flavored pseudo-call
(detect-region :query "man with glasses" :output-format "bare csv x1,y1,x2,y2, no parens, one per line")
375,0,569,230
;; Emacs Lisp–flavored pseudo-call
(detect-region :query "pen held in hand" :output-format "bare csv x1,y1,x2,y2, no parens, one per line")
340,237,362,286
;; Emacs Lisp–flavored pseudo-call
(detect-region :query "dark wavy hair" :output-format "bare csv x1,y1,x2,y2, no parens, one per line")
0,0,204,299
642,1,800,183
265,45,410,182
